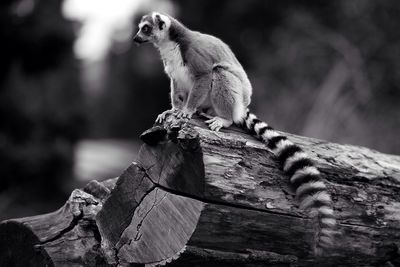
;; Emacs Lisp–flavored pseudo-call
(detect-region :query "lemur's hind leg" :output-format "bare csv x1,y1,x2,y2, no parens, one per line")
206,65,246,131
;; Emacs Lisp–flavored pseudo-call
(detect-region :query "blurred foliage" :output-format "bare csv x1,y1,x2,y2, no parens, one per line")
95,0,400,154
0,0,85,203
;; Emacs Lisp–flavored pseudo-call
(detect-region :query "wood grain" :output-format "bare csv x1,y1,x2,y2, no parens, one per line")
1,115,400,266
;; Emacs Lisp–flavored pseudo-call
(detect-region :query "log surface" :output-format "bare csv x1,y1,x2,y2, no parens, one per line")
1,116,400,267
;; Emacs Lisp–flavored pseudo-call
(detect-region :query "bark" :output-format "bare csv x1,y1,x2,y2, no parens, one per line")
1,115,400,267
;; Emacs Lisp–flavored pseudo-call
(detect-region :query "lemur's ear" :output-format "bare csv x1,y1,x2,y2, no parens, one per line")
155,14,165,30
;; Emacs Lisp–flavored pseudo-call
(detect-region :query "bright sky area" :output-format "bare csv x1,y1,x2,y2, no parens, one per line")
62,0,175,62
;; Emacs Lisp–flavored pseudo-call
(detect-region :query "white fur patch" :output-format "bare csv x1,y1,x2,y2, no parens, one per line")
158,41,193,92
246,114,257,129
139,21,151,28
321,218,336,227
318,206,334,216
320,228,336,238
233,103,246,124
296,181,326,197
254,122,268,135
283,152,309,172
261,130,279,142
152,12,171,28
290,166,320,184
273,139,294,153
300,191,331,210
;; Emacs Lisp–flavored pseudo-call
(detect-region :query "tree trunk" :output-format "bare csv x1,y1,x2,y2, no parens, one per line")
1,116,400,267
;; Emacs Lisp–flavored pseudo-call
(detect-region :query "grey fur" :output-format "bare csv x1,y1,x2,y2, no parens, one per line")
178,29,252,124
135,12,337,255
134,12,251,125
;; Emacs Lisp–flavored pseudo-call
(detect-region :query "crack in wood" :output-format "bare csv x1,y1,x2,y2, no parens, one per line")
37,190,101,246
338,220,384,230
141,176,388,231
152,183,304,219
132,188,168,242
113,185,156,263
137,162,305,220
39,212,84,245
120,174,152,227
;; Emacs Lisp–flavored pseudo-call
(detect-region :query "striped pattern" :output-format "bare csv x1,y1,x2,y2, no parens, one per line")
240,110,336,255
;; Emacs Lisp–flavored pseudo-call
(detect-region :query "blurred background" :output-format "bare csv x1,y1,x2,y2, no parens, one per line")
1,0,399,220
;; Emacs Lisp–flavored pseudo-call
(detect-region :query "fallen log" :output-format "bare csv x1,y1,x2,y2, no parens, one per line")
1,115,400,266
0,179,117,267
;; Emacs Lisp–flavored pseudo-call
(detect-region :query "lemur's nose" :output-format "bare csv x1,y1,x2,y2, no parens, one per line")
133,34,141,43
133,34,146,44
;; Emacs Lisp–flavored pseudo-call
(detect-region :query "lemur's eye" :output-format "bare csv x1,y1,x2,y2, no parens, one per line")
142,25,151,34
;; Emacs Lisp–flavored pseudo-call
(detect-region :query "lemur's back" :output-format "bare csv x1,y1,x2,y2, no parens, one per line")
185,31,243,72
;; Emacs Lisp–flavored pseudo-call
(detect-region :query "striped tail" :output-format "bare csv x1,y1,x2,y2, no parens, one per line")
240,110,336,255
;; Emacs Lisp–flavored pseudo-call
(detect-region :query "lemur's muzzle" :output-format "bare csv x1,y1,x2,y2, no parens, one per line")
133,34,147,44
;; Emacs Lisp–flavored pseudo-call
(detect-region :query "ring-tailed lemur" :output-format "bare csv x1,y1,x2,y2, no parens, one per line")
134,12,337,255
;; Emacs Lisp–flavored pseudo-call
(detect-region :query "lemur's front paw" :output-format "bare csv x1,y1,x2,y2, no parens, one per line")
175,108,194,120
155,109,175,124
205,116,233,132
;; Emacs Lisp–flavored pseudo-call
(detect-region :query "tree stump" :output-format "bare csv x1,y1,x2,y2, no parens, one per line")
1,116,400,266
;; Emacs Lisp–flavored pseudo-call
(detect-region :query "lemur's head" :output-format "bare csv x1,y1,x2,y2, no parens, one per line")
133,12,171,45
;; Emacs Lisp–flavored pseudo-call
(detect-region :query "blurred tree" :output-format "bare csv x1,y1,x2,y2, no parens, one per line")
86,6,173,139
0,0,85,214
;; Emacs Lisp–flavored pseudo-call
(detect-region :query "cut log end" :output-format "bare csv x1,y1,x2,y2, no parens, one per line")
116,188,204,265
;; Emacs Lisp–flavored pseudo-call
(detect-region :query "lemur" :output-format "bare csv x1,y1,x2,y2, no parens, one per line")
134,12,337,256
